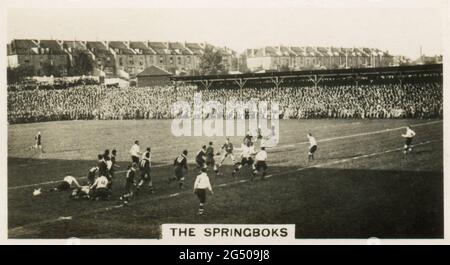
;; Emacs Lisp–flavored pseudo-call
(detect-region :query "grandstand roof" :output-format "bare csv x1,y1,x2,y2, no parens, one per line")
137,65,173,77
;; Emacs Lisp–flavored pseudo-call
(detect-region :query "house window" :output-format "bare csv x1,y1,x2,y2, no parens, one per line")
187,56,191,63
129,56,133,64
170,57,173,64
160,56,163,64
119,57,123,66
177,57,181,64
139,59,144,66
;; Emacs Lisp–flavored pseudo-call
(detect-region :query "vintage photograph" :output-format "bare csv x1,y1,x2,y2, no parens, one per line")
5,1,444,240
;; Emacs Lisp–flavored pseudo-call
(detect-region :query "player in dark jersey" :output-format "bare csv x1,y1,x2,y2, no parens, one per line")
119,163,137,204
205,142,219,174
97,154,108,178
86,166,98,185
196,145,207,169
110,149,120,178
136,152,153,193
170,150,188,189
219,138,235,167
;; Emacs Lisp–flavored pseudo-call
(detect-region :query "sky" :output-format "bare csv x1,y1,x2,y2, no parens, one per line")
5,0,446,59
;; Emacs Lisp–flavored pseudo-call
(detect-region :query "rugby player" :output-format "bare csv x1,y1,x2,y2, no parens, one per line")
196,145,207,169
253,147,268,180
120,163,137,204
171,150,188,190
402,125,416,154
206,142,219,174
232,140,256,178
90,175,110,200
193,168,214,215
307,133,318,161
129,140,141,164
136,152,153,193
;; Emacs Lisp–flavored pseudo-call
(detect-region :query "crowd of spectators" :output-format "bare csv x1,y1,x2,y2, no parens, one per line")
7,81,443,124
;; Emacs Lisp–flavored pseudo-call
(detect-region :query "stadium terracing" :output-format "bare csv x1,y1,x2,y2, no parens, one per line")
7,39,404,78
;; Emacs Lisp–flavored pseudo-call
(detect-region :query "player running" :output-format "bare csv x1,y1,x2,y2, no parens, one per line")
31,131,44,152
402,125,416,154
232,140,256,178
206,142,219,174
253,147,268,180
218,138,235,167
193,167,214,215
129,140,141,164
307,133,318,162
170,150,188,190
119,163,137,204
196,145,207,169
136,152,154,193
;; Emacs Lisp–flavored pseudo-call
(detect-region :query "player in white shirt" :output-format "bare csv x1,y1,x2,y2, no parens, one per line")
193,168,214,215
129,140,141,164
307,133,318,162
34,175,81,196
71,185,91,200
402,126,416,154
232,141,257,178
90,175,110,200
253,147,268,180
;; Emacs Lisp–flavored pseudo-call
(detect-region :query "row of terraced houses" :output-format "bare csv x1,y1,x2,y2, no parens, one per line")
7,39,237,78
7,39,396,78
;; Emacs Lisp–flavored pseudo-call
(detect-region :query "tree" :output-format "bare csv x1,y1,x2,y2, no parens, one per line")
199,46,225,75
69,51,94,76
7,65,35,84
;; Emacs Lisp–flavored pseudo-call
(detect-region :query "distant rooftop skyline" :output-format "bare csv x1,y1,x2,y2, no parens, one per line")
6,1,445,59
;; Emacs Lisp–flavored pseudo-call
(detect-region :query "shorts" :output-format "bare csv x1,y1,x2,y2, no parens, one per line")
240,157,254,166
131,156,140,164
255,161,268,171
87,174,96,185
140,169,151,180
309,145,317,154
196,158,206,168
57,181,71,191
206,157,215,166
405,137,413,146
125,181,135,193
93,187,109,199
195,189,206,204
174,167,185,179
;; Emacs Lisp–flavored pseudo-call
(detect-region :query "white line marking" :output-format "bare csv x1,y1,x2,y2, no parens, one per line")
8,138,440,235
169,193,179,197
8,120,442,190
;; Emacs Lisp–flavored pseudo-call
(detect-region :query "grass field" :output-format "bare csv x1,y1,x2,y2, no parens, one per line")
7,119,443,239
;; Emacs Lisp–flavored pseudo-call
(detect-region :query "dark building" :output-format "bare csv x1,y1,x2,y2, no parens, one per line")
136,65,173,87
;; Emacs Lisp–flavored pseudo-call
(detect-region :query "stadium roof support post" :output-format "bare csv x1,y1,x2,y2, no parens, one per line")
234,78,247,100
308,74,323,90
270,76,284,97
199,80,213,90
398,72,403,90
351,74,361,87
